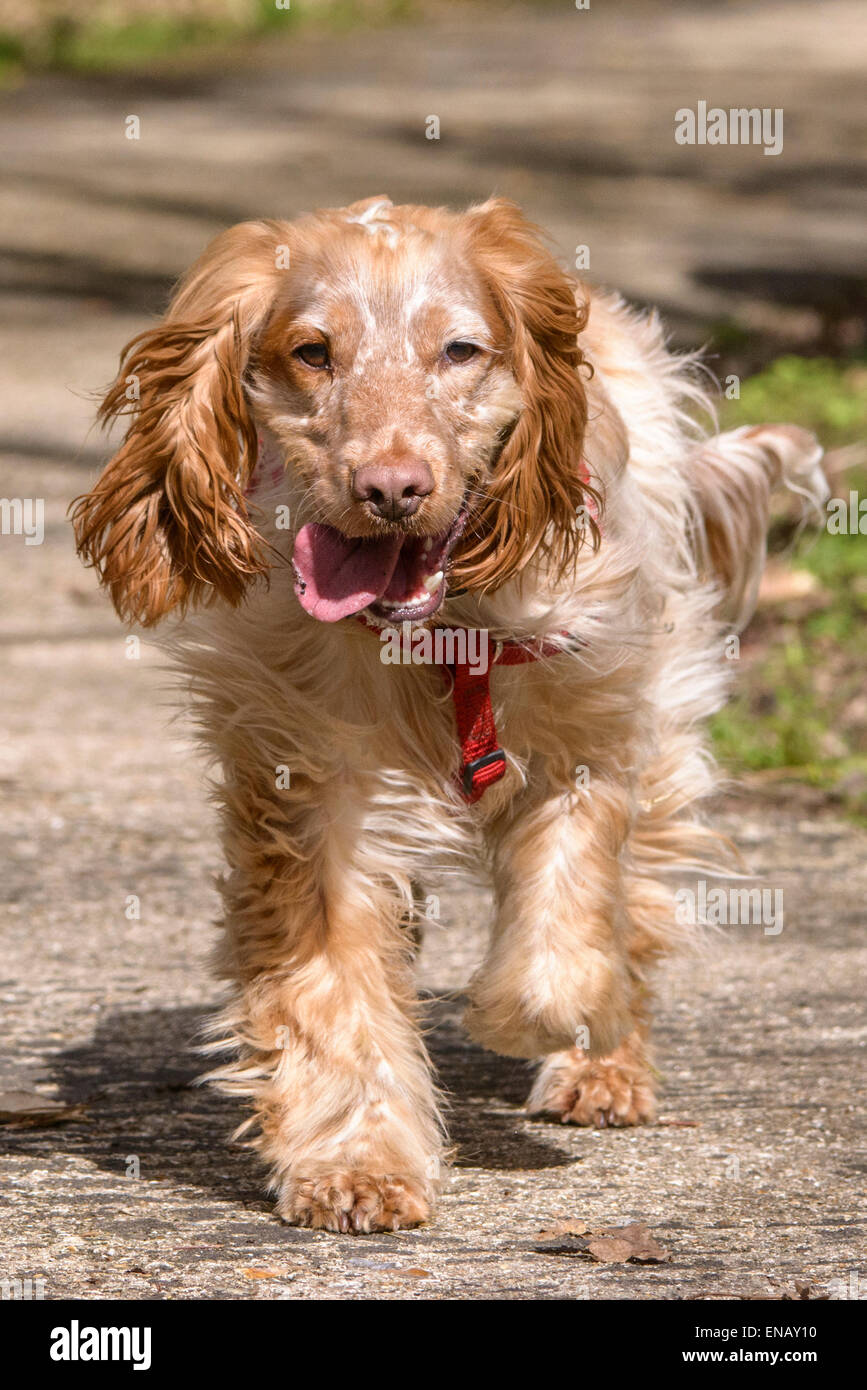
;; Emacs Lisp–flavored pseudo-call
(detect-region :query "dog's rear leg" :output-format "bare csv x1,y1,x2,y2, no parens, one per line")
204,794,443,1233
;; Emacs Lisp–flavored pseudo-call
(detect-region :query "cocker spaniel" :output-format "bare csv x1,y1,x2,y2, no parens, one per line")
73,196,825,1232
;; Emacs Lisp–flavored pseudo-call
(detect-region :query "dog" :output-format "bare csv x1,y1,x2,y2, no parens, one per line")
72,195,826,1232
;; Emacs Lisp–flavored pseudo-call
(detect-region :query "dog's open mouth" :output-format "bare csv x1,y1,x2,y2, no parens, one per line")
292,502,469,624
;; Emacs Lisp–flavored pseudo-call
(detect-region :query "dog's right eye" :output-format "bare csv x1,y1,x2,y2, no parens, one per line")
294,342,330,370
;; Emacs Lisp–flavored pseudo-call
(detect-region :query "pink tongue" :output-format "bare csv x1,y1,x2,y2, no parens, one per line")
292,523,405,622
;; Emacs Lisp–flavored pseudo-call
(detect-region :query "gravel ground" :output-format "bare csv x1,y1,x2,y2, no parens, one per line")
0,0,864,1300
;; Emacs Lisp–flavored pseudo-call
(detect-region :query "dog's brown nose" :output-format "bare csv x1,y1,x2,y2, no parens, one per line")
351,458,434,521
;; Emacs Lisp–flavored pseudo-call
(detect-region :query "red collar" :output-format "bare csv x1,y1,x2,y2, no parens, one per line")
356,616,566,804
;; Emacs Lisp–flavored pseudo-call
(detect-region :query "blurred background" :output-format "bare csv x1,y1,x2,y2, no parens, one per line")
1,0,865,813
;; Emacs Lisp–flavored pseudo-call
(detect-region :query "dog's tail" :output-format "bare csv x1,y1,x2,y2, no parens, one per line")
688,423,828,630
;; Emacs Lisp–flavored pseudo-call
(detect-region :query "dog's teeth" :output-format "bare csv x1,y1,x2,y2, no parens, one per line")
422,570,444,594
380,595,429,611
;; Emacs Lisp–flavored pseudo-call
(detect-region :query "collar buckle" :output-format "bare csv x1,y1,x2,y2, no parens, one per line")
462,748,507,798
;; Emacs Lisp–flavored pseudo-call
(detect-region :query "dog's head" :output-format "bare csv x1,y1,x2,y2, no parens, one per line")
73,197,597,626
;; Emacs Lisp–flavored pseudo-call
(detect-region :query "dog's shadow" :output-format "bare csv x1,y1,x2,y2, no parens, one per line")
421,991,573,1169
0,995,573,1203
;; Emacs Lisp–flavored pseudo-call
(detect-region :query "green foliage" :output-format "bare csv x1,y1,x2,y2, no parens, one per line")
712,356,867,813
47,17,239,71
0,1,417,77
722,354,867,450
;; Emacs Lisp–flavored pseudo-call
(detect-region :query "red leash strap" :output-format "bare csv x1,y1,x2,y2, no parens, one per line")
444,634,505,803
353,617,569,804
443,636,563,804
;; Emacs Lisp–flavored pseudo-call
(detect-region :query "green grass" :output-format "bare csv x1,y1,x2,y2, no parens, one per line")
49,17,247,71
0,1,417,79
721,354,867,450
711,355,867,816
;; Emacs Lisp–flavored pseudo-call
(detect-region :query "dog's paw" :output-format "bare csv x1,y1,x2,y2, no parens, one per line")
527,1038,657,1128
278,1171,431,1233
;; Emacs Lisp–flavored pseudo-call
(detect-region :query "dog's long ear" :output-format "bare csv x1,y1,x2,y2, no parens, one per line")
451,197,598,593
72,219,289,625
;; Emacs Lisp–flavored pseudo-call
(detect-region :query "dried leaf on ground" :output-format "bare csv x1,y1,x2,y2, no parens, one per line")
538,1220,590,1240
536,1219,670,1264
0,1090,84,1127
587,1223,670,1264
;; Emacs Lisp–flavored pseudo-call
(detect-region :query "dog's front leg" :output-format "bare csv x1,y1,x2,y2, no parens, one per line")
465,777,634,1059
208,797,443,1233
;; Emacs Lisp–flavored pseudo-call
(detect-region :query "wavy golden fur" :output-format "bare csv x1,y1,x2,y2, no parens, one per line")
72,221,283,623
72,197,826,1233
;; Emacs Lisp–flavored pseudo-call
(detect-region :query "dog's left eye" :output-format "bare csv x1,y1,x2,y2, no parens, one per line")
444,341,478,365
294,342,330,370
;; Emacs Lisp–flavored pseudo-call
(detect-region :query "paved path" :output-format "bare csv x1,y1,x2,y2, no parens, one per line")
0,0,864,1299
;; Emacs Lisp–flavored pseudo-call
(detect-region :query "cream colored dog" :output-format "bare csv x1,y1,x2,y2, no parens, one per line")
73,196,825,1232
